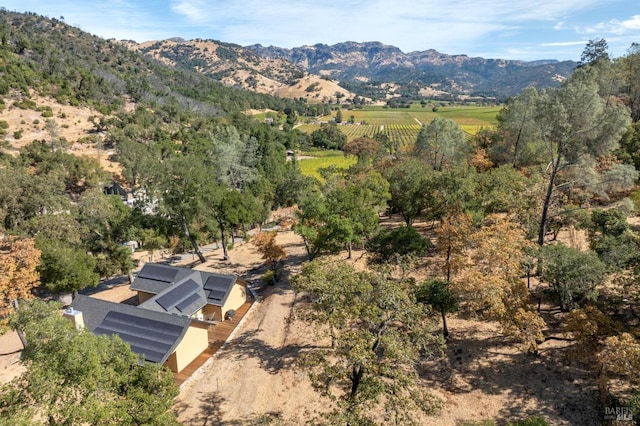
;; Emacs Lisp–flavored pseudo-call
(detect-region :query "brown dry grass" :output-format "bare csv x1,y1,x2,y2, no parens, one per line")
1,92,122,175
0,68,608,424
0,145,606,426
127,39,358,103
0,220,603,425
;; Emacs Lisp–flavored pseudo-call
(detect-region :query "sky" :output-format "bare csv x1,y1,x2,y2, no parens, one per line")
2,0,639,61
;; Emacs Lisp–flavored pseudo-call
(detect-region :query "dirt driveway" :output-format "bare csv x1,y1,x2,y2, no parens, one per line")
173,230,328,424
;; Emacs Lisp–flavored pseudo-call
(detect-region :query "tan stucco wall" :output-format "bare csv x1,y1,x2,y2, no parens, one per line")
163,322,209,373
200,281,247,321
221,281,247,320
137,291,154,304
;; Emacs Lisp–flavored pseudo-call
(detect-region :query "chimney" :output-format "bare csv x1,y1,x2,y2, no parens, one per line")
63,307,84,330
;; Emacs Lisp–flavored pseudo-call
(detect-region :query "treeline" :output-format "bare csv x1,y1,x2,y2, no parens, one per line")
0,11,329,424
0,9,329,300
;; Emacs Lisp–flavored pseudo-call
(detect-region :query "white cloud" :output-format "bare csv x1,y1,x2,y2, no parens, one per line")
554,21,566,30
542,41,589,47
578,14,640,35
170,1,209,23
1,0,635,60
618,14,640,31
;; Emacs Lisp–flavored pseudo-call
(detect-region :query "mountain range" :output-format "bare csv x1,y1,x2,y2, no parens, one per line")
130,38,577,102
247,41,577,98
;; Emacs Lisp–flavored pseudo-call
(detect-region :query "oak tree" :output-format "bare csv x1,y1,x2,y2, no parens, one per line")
416,279,458,338
252,231,287,282
383,158,434,225
292,260,444,424
453,215,545,352
0,237,40,316
413,117,470,171
538,243,606,311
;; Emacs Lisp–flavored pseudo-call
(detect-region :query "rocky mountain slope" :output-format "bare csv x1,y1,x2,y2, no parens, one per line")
131,38,577,102
247,41,577,99
127,38,357,103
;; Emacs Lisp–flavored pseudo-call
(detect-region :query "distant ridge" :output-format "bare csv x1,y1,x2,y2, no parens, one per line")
246,41,577,99
126,36,576,101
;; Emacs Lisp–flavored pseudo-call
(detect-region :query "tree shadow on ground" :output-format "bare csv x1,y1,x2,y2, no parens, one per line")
420,322,600,425
174,391,224,426
249,252,307,303
218,328,322,374
176,389,286,425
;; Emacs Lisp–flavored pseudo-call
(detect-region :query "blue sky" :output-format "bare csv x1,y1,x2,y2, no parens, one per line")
2,0,639,61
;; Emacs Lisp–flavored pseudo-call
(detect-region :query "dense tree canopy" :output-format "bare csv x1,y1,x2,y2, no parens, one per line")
538,243,606,311
294,169,389,259
495,66,634,245
310,123,347,150
3,17,640,422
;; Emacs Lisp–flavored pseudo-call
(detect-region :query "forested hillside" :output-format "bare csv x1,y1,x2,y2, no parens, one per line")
1,8,640,425
287,40,640,424
0,11,320,422
0,11,325,115
0,9,318,299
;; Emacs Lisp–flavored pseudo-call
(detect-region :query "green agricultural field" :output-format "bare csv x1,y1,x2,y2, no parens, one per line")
297,151,357,182
306,104,501,144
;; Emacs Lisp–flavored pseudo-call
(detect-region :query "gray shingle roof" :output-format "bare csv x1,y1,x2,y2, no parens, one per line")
131,263,241,311
130,263,194,294
70,294,192,365
137,277,207,316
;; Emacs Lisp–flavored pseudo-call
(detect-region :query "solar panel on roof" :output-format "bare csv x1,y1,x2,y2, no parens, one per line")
138,264,179,283
156,279,200,311
97,311,183,337
93,311,185,364
97,318,177,344
100,330,168,363
206,289,227,302
204,275,234,291
127,345,165,363
175,293,201,312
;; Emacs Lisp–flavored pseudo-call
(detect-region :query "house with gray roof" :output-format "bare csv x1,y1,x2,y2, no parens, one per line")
66,264,248,373
68,295,209,373
132,263,248,322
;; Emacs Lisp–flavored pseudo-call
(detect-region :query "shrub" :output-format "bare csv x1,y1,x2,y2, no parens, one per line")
13,98,37,110
262,269,276,285
39,106,53,117
629,190,640,212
